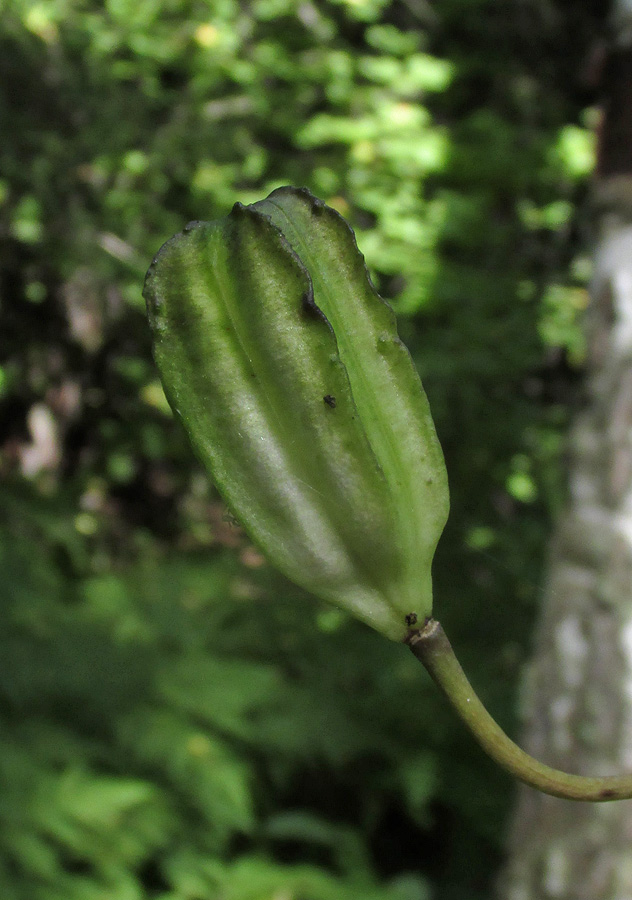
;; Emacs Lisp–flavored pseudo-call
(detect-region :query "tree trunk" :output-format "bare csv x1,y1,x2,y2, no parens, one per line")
499,5,632,898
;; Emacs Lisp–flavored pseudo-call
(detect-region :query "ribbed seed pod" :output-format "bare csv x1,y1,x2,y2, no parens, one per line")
144,187,449,640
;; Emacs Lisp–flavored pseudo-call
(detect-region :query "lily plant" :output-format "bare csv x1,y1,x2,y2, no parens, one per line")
145,186,632,802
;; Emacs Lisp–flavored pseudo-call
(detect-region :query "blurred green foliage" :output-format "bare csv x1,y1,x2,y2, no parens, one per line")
0,0,603,898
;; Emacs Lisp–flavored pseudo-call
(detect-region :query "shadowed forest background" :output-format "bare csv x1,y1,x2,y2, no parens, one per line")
0,1,609,898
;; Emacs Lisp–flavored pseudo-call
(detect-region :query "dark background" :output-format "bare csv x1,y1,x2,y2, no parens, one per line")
0,1,608,897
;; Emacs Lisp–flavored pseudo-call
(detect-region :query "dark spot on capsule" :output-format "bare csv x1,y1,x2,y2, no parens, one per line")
301,288,314,314
600,788,616,799
405,612,418,627
301,286,328,324
323,395,336,408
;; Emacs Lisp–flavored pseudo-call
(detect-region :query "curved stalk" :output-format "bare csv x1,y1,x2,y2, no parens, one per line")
406,618,632,801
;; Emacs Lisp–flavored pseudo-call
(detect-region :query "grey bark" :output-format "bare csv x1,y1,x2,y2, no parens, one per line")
499,6,632,898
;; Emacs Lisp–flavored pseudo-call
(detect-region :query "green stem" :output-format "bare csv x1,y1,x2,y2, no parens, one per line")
406,618,632,801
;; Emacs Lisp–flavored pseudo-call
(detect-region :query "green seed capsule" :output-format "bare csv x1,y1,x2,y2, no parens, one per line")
144,187,449,640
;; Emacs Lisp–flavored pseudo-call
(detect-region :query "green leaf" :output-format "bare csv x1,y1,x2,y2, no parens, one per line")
144,187,448,640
